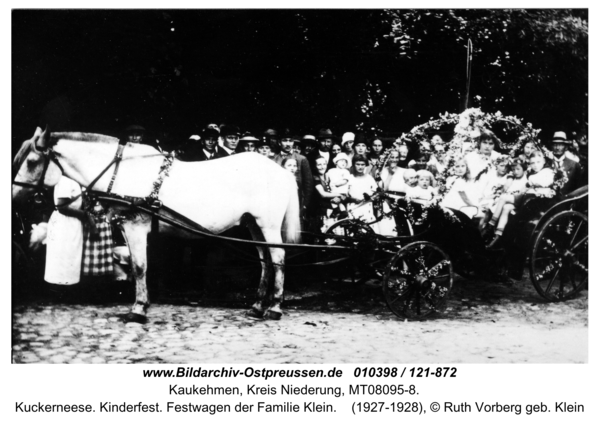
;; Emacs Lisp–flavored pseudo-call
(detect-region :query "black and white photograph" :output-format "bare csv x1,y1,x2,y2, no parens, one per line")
11,7,589,370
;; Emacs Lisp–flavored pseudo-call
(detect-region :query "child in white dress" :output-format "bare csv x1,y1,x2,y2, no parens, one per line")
406,170,436,205
326,153,352,216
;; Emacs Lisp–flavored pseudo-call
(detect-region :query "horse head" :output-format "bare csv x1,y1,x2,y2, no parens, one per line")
12,126,63,204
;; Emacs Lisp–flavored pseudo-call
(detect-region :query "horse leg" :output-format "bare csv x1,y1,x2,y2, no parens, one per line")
121,219,151,323
264,234,286,320
247,222,272,318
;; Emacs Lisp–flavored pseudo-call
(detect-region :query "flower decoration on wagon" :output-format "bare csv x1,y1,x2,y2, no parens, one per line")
374,108,560,224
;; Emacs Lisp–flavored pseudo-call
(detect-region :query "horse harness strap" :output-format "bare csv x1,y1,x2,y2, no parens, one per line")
85,141,128,194
106,142,127,194
145,153,175,209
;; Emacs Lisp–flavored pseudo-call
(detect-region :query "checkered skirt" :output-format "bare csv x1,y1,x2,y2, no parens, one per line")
82,219,114,276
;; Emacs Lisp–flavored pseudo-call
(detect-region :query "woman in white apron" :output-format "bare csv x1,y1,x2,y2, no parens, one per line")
45,176,86,284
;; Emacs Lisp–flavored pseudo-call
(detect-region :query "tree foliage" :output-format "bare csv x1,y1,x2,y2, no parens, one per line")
12,9,587,151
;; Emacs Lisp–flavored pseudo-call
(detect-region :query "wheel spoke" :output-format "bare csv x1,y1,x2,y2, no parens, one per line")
544,266,561,297
389,286,412,306
569,235,588,253
569,220,584,248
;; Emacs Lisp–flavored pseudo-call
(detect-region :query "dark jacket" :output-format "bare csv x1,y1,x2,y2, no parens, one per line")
556,156,582,195
273,152,313,210
178,144,228,162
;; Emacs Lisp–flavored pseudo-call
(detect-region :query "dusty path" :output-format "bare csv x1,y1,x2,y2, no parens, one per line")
12,274,588,364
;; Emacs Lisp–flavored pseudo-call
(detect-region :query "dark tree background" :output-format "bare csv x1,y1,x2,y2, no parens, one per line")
12,9,588,153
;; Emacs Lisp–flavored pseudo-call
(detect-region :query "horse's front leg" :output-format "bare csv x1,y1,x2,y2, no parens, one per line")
121,218,151,323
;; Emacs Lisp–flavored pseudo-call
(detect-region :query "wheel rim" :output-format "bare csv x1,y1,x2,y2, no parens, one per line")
383,241,453,319
530,211,588,301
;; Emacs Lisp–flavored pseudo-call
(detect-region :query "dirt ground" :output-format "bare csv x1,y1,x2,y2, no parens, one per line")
12,244,588,363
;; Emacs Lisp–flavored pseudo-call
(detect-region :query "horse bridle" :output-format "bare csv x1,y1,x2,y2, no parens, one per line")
12,148,64,205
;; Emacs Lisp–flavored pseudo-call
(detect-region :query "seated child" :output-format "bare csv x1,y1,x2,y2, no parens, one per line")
440,156,477,218
403,168,418,189
485,151,555,249
406,169,436,205
504,158,528,195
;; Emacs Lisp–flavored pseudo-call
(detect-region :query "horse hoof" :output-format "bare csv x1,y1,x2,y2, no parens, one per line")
120,312,148,324
247,308,264,319
264,310,282,321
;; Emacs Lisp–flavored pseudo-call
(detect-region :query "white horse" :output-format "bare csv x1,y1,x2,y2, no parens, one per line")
13,128,301,322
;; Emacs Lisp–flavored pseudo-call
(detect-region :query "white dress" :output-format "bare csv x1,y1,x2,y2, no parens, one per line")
45,177,84,284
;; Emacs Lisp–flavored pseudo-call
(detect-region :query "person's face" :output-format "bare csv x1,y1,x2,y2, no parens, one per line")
354,161,367,175
406,174,418,187
512,164,525,178
304,143,316,155
292,143,301,154
479,139,495,155
336,159,348,170
418,175,430,189
523,142,536,157
552,143,567,157
128,132,144,143
332,144,342,155
354,143,367,155
224,134,240,150
530,155,545,173
243,142,256,152
269,138,279,148
415,157,428,170
496,163,508,176
454,161,467,177
398,146,408,160
434,146,445,159
462,141,474,154
372,140,383,154
344,141,354,152
280,138,294,153
284,159,298,174
258,145,271,156
202,136,218,152
315,158,327,174
388,151,399,168
319,138,332,151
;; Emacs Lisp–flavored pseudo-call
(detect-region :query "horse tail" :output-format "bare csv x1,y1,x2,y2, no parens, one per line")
282,176,301,244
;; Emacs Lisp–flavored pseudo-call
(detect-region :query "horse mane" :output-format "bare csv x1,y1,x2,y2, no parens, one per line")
13,132,119,172
51,132,119,144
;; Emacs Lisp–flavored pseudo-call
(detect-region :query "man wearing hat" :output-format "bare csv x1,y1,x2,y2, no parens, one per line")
273,129,313,223
256,139,273,158
308,128,336,171
178,125,227,161
125,124,145,144
263,128,280,156
123,123,163,151
551,131,582,195
301,134,318,158
220,124,241,156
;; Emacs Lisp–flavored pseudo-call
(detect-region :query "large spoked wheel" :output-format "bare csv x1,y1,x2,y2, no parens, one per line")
530,210,588,301
383,241,453,320
325,218,375,242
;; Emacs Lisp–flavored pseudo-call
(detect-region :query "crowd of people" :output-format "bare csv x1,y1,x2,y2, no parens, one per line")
16,121,587,290
171,124,585,245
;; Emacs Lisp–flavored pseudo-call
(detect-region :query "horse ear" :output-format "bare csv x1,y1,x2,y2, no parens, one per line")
35,125,51,150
